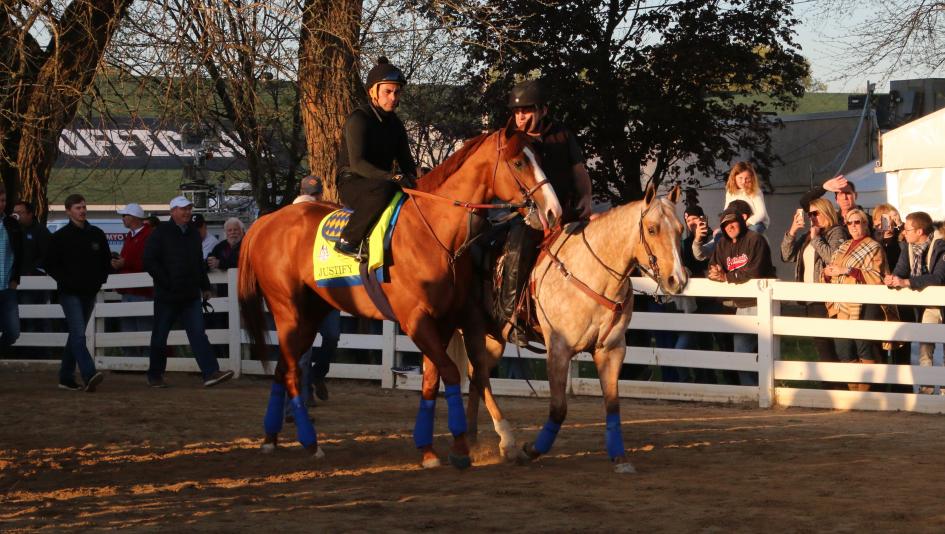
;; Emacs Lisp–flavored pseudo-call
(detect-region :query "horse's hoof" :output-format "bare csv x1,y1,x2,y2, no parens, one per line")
448,452,472,470
305,445,325,460
614,461,636,474
505,445,529,463
260,442,276,454
516,443,538,465
421,456,442,469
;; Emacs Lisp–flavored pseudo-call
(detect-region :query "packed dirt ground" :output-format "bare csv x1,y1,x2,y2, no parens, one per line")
2,368,945,532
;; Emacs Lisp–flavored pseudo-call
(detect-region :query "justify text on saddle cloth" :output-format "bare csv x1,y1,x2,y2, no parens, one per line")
313,192,405,285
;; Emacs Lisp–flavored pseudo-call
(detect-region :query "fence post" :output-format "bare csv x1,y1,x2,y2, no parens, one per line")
756,279,778,408
381,320,396,388
228,268,242,377
89,290,102,366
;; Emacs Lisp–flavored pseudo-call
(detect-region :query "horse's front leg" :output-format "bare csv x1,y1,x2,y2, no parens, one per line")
522,336,571,462
463,327,523,461
594,343,635,474
407,313,471,470
416,357,442,468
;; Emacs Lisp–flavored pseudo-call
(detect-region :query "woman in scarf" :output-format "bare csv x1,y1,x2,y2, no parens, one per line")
822,209,889,391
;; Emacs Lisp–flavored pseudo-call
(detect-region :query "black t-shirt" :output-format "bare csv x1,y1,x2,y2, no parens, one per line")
337,103,416,181
526,120,584,212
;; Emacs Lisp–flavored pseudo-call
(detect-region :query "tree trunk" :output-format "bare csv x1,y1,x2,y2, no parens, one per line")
1,0,132,219
298,0,364,204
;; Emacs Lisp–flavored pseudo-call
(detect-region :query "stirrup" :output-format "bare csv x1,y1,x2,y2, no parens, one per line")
335,238,367,262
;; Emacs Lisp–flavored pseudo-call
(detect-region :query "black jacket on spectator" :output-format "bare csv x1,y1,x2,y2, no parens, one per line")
144,220,210,301
709,218,776,285
209,239,241,270
1,215,24,284
19,219,50,275
891,237,945,290
44,221,110,295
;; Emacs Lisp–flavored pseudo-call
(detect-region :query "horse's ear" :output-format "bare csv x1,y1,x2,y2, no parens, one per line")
667,184,681,205
643,183,657,207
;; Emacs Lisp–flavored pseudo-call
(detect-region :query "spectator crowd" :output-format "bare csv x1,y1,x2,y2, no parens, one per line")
1,166,943,395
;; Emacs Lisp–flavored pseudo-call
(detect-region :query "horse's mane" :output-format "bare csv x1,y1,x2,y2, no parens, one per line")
416,131,492,192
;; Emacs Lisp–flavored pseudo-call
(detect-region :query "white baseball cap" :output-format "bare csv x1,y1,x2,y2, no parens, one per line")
116,202,146,219
169,196,193,209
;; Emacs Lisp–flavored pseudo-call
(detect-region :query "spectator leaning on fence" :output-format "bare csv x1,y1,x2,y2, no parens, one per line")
12,201,49,278
822,209,889,391
781,197,847,365
112,203,153,358
0,188,23,349
707,206,776,386
884,211,945,394
44,194,109,392
207,218,244,272
143,196,233,388
190,213,218,260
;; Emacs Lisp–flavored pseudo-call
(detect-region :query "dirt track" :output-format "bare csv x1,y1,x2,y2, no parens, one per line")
2,368,945,532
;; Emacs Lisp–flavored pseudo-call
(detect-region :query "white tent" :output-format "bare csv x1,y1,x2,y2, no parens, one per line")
878,107,945,219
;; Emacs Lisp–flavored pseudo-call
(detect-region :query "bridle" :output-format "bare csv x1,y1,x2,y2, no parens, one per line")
400,131,551,262
634,200,666,293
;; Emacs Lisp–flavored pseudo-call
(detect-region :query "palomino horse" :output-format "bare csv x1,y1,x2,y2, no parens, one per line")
433,184,686,473
238,128,561,469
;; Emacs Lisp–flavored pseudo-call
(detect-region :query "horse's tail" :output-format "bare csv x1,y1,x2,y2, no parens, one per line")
238,229,268,361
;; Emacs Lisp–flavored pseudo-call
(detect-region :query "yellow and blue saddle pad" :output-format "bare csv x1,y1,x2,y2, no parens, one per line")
313,191,406,287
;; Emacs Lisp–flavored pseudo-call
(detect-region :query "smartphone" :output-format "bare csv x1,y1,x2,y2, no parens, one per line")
795,208,803,221
880,215,890,232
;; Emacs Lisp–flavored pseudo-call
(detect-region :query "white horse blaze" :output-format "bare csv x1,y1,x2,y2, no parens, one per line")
523,147,562,224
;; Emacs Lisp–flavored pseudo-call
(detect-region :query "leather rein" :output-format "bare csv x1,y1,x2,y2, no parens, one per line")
400,134,550,263
540,201,666,346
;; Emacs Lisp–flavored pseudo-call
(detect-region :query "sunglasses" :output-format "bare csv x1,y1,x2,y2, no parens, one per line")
846,220,866,226
808,211,820,218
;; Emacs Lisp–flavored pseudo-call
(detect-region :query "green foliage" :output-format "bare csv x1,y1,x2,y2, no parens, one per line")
445,0,810,202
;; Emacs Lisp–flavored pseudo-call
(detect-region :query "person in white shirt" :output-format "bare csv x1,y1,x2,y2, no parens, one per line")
723,161,768,234
190,213,218,260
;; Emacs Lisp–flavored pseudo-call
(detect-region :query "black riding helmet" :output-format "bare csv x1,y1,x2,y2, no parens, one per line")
507,79,546,108
365,56,407,89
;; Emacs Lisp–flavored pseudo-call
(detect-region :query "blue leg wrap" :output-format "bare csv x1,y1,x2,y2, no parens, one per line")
291,395,317,448
413,398,436,449
605,412,625,460
444,384,467,437
264,382,287,435
533,419,562,455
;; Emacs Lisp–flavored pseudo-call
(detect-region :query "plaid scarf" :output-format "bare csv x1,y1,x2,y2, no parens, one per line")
911,240,930,277
825,237,884,320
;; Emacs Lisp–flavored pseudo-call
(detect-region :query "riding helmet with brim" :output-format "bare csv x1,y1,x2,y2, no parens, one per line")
508,80,546,108
366,57,407,89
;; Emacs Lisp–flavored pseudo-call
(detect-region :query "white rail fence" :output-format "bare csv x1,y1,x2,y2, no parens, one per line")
4,272,945,414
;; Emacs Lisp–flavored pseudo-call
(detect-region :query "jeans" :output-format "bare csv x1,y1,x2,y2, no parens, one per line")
733,306,759,386
120,293,152,357
58,293,97,383
0,287,20,348
312,310,341,382
148,297,219,380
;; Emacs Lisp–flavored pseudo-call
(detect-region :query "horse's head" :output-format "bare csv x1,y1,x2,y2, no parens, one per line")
494,128,562,231
634,184,688,295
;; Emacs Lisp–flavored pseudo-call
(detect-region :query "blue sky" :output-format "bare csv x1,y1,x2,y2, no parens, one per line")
792,3,931,93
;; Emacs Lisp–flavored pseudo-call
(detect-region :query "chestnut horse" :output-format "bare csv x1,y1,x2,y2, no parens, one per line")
238,128,561,469
431,184,685,473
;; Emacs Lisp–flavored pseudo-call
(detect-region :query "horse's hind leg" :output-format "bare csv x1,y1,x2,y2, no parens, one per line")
416,357,442,468
523,337,572,462
262,294,326,458
594,343,635,474
462,325,522,461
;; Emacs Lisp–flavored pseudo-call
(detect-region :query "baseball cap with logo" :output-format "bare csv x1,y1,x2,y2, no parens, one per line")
169,196,193,209
300,175,323,196
117,202,146,219
190,213,206,227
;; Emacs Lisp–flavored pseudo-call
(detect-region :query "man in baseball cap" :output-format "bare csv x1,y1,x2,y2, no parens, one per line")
117,202,147,219
294,175,324,204
113,203,153,358
142,195,233,388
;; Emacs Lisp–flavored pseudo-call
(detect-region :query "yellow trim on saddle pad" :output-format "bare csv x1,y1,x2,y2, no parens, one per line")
313,192,404,284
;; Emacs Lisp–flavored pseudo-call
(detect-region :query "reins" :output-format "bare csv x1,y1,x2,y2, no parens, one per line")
398,131,551,263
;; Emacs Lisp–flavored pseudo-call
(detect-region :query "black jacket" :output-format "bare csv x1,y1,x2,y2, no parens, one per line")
891,237,945,290
143,220,211,301
45,221,111,295
209,239,241,270
1,215,24,285
19,219,50,275
709,218,776,284
337,102,416,182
